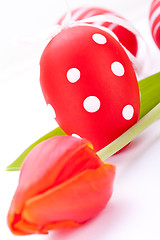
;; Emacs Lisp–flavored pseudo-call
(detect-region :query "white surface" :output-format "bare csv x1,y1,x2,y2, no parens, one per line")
0,0,160,240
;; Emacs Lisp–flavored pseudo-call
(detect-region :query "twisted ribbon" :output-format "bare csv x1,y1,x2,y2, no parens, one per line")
20,5,147,76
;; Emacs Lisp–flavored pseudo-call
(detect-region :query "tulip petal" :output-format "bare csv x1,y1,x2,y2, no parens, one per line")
18,136,101,196
21,163,115,230
43,221,80,231
8,136,101,222
10,219,48,235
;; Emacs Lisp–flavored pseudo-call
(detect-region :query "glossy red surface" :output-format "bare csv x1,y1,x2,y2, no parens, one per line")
40,25,140,151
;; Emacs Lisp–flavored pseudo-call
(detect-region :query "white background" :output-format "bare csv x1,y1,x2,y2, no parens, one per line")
0,0,160,239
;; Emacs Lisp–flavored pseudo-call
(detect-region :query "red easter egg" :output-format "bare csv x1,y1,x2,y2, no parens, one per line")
40,25,140,151
149,0,160,49
58,7,138,56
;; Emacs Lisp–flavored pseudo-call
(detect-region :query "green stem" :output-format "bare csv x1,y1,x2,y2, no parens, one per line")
6,72,160,171
97,103,160,161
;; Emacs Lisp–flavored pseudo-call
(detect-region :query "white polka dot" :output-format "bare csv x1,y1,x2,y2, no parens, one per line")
92,33,107,44
67,68,80,83
83,96,101,113
48,104,56,118
122,105,134,120
111,61,125,76
72,134,81,139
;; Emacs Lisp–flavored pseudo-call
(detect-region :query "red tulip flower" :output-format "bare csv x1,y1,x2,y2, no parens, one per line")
8,136,115,235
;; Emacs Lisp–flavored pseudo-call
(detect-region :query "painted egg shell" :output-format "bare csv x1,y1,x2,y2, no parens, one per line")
149,0,160,49
58,7,138,56
40,25,140,151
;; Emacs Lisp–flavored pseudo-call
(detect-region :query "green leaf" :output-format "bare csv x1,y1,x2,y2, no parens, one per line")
6,127,66,171
139,72,160,118
6,72,160,171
